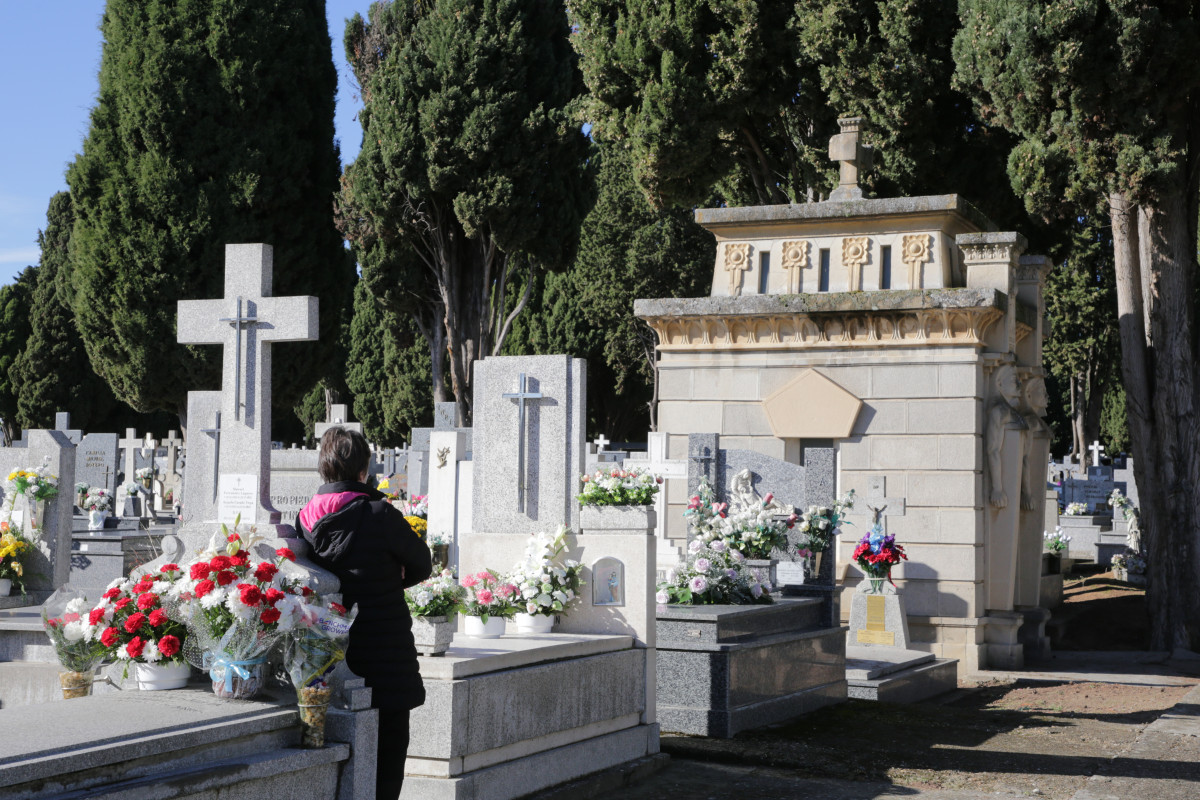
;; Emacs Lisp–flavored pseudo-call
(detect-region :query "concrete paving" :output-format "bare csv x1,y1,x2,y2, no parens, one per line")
527,652,1200,800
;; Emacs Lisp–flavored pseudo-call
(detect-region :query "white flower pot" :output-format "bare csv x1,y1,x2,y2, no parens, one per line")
0,578,11,597
463,615,506,639
87,509,108,531
411,616,456,656
135,661,191,691
514,612,554,634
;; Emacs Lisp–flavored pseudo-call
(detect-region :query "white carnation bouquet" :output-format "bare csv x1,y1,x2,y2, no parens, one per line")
509,525,583,617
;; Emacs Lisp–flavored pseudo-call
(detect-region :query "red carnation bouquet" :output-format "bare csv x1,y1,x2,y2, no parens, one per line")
852,522,908,592
163,521,313,699
92,563,189,678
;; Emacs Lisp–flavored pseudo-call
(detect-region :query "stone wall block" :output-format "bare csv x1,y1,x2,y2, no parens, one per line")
851,401,907,435
720,403,774,436
656,401,723,434
907,399,980,434
938,435,981,471
868,436,939,470
938,364,982,397
657,369,694,402
690,368,761,401
871,365,939,399
907,471,977,507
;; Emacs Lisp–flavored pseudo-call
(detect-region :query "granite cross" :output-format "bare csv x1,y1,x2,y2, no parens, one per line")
177,244,318,528
861,476,906,534
54,412,82,445
502,372,544,513
1088,439,1105,467
118,428,141,485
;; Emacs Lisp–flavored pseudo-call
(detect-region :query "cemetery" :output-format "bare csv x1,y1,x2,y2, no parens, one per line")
0,3,1190,799
0,121,1166,799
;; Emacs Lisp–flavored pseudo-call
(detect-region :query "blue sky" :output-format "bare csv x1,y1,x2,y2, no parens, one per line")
0,1,367,286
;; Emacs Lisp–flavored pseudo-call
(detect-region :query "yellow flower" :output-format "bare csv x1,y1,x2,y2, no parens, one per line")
404,515,428,540
11,561,22,577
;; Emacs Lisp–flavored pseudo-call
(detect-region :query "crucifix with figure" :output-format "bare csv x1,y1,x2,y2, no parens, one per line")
177,243,318,530
503,373,544,514
862,476,906,535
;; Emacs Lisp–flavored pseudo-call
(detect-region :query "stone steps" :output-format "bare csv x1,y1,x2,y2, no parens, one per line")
845,645,958,703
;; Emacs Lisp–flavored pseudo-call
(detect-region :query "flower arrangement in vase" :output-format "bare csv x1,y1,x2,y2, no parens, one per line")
406,568,465,655
83,487,114,531
92,564,191,689
656,538,769,606
1043,527,1070,554
4,464,59,536
508,525,583,633
794,491,857,579
163,522,311,699
852,520,908,593
0,522,35,597
1063,502,1088,516
135,466,158,489
285,599,356,747
41,587,109,698
399,495,428,518
457,569,517,638
578,467,662,506
75,482,90,507
683,476,799,560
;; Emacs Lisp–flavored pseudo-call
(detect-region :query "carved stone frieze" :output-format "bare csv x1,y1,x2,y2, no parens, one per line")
960,243,1016,263
643,306,1004,351
781,240,810,293
723,243,752,296
841,237,870,290
901,234,932,289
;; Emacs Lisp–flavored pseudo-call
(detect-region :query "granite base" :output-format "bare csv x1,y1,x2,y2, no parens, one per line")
845,645,958,703
403,633,658,800
656,599,846,738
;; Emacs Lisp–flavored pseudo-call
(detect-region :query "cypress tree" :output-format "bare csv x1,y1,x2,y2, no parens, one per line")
0,266,37,446
10,192,128,432
67,0,352,428
955,0,1200,651
337,0,591,425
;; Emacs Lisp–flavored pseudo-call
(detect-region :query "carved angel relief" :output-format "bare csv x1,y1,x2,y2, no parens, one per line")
841,237,870,291
724,243,752,297
781,240,810,293
985,365,1027,509
901,234,932,289
436,446,450,469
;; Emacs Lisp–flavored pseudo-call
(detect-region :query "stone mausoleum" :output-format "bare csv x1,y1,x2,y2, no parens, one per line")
636,118,1053,672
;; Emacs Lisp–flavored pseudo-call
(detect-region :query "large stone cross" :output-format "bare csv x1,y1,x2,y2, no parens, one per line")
177,244,318,528
54,412,82,445
827,116,874,202
118,428,141,486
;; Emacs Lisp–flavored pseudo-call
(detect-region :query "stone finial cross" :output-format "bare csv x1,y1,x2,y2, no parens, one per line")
862,476,906,534
502,372,545,514
593,434,610,452
1088,440,1105,467
827,116,874,202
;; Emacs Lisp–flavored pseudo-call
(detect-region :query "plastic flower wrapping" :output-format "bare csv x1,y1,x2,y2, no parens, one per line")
135,466,159,481
162,522,311,695
42,587,109,673
285,598,357,692
1063,502,1088,516
4,464,60,504
406,568,465,618
1043,527,1071,553
657,538,770,606
508,525,583,617
92,563,189,671
457,569,518,623
684,476,797,559
578,467,662,506
852,523,908,583
794,491,856,553
0,521,35,592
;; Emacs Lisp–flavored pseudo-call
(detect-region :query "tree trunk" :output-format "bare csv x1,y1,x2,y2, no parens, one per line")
1110,185,1200,652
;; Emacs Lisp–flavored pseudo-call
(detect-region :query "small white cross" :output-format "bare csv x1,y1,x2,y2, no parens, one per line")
1088,440,1105,467
593,434,611,451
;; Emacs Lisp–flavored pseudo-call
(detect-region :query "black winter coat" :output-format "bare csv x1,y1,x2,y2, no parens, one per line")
298,481,432,711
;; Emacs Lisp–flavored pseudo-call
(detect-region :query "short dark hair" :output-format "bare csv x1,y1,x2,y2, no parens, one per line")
318,427,371,483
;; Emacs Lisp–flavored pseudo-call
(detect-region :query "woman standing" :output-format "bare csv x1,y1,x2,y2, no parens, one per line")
299,427,432,800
